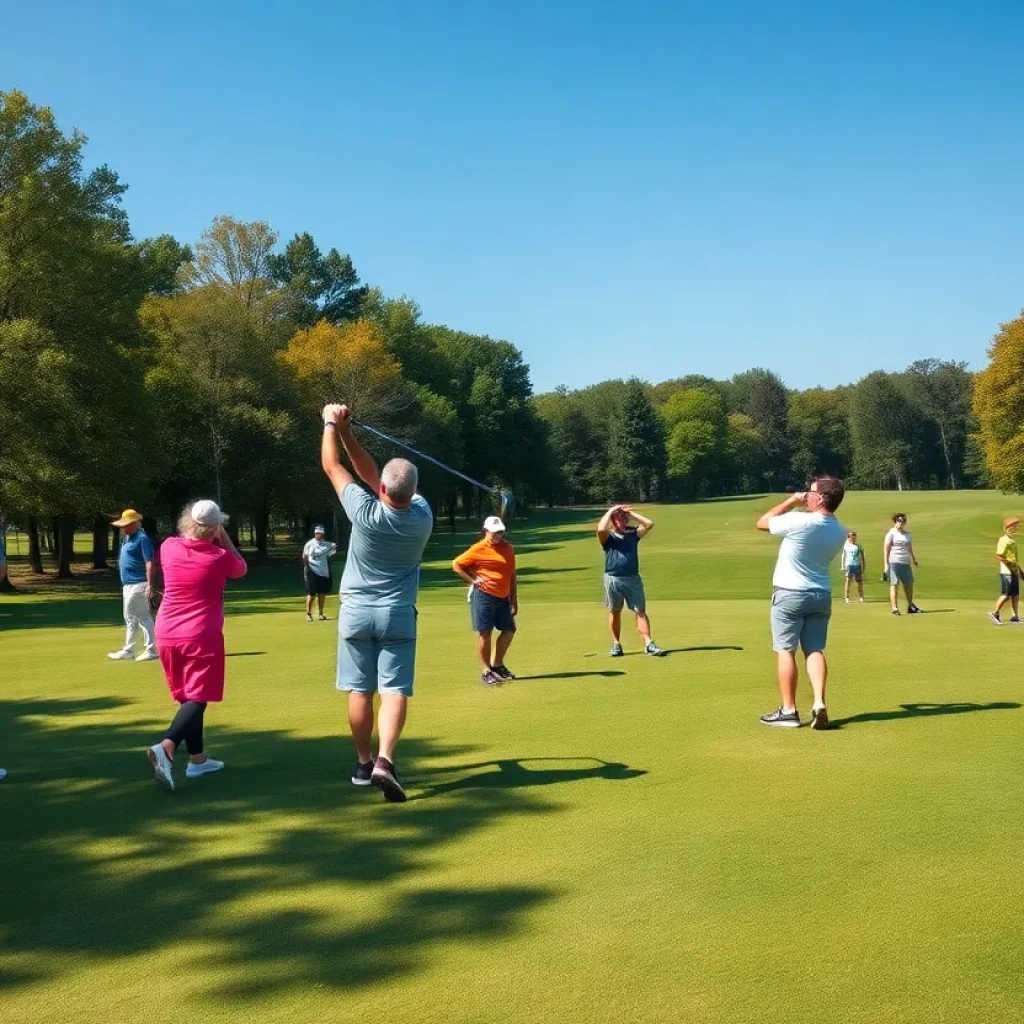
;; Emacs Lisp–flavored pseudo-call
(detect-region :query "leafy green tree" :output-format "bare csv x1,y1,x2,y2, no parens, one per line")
902,359,973,488
723,413,765,493
270,232,367,327
850,371,919,489
607,378,666,501
662,388,727,498
788,388,851,482
746,370,792,487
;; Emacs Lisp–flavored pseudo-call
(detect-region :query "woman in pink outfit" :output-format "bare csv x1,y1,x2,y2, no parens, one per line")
147,499,247,792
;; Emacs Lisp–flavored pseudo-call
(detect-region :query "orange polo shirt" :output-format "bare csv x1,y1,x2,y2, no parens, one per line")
453,537,517,598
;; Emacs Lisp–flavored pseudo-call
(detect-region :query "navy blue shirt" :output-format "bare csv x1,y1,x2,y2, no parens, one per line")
603,529,641,576
119,530,154,584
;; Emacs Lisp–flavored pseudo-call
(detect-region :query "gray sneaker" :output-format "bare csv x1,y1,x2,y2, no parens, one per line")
480,669,503,687
760,707,801,728
609,643,624,657
645,642,665,657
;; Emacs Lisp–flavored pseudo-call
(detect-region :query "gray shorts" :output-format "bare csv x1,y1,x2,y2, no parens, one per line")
888,562,914,587
770,588,832,654
337,602,417,697
604,573,646,613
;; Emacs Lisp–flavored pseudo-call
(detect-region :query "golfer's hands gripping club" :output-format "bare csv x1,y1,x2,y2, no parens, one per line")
322,403,353,432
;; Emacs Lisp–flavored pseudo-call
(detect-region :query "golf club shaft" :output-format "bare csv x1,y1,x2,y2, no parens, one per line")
351,419,497,496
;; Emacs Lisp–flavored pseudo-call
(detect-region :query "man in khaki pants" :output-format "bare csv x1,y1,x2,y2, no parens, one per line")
108,508,158,662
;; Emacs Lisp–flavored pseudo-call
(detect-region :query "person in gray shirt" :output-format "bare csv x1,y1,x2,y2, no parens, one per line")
321,403,433,803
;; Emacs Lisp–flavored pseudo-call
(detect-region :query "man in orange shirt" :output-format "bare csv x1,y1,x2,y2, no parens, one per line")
452,516,518,685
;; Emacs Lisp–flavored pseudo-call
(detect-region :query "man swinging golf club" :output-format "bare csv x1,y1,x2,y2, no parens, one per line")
321,403,433,803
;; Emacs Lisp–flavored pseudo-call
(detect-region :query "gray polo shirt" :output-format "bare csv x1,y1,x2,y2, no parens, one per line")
338,484,433,607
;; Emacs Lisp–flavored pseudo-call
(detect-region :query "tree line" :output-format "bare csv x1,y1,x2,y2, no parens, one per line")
533,360,987,505
2,88,1024,583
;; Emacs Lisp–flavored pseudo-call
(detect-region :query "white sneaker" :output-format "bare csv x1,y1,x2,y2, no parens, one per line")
844,598,850,604
859,598,865,603
108,650,134,660
135,650,159,662
147,744,175,791
186,758,225,778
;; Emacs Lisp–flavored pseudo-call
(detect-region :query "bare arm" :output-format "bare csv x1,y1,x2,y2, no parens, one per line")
908,542,919,566
321,404,356,497
859,547,867,575
509,552,518,614
215,526,247,578
756,493,805,531
883,537,892,568
336,405,382,495
631,509,655,538
597,505,622,544
452,555,481,587
145,559,155,594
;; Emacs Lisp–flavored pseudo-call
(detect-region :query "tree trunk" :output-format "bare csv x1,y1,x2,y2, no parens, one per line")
938,424,956,489
92,517,109,569
111,525,121,556
226,518,240,547
255,501,270,557
50,517,61,563
0,520,13,592
448,495,456,534
27,516,44,573
56,514,75,578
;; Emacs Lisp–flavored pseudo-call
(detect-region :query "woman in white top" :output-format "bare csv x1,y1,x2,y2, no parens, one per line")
884,513,920,615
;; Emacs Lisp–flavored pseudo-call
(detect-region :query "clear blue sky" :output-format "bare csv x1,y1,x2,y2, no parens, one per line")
4,1,1023,394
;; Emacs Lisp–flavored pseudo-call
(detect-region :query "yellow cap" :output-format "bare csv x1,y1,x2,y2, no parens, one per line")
111,508,143,527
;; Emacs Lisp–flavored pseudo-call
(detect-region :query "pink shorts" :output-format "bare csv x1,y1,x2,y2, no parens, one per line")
159,636,226,704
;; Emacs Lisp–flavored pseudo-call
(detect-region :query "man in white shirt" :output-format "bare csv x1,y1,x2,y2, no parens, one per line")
756,476,847,730
302,525,337,621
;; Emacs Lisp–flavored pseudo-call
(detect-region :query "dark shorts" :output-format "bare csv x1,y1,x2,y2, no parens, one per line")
305,569,332,595
1000,573,1020,597
845,566,863,581
470,588,516,633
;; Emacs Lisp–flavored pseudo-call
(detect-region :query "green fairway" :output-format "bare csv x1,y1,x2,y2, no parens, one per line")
2,491,1023,1024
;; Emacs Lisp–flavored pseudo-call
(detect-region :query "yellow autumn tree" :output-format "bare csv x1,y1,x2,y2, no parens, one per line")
973,311,1024,491
282,318,414,423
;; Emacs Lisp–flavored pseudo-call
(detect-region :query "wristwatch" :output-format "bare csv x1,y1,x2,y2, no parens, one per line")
323,420,336,428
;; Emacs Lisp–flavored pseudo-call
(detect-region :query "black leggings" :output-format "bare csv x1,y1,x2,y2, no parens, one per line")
163,701,207,756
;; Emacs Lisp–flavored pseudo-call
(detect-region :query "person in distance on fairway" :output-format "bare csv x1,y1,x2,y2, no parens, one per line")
107,508,159,662
597,504,664,657
884,513,920,615
841,530,866,604
452,516,519,686
146,500,247,792
321,403,433,803
988,516,1022,626
302,524,337,622
757,477,847,730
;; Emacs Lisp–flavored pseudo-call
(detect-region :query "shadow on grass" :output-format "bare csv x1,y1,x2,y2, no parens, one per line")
415,757,647,799
225,651,266,657
0,696,642,1000
587,646,743,657
830,701,1021,730
515,670,626,681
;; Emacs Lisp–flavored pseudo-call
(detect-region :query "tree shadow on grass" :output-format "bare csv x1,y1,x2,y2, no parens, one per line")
590,646,743,657
830,701,1021,730
0,697,641,1001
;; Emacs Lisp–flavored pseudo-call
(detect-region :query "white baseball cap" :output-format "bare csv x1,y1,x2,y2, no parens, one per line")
483,515,506,533
314,524,326,534
191,499,228,527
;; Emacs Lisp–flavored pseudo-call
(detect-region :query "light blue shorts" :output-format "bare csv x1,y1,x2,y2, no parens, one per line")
337,603,417,697
888,562,914,587
604,573,647,613
770,588,832,654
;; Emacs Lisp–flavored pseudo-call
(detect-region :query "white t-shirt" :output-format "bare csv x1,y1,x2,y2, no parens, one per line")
303,538,336,577
885,529,913,564
841,540,862,568
769,511,847,592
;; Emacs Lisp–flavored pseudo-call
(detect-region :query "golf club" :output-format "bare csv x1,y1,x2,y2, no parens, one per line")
351,418,515,518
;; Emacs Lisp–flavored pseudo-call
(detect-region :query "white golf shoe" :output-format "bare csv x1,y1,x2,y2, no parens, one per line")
108,649,134,660
186,758,225,779
135,650,159,662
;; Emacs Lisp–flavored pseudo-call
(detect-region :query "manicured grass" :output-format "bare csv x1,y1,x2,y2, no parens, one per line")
2,492,1023,1023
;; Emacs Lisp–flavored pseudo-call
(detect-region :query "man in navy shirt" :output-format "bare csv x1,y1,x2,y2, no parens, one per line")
108,508,158,662
597,504,664,657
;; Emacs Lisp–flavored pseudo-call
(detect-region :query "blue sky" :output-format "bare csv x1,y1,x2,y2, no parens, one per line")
3,1,1023,394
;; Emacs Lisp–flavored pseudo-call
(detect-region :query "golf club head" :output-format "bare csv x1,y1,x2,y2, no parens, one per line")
498,490,515,519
